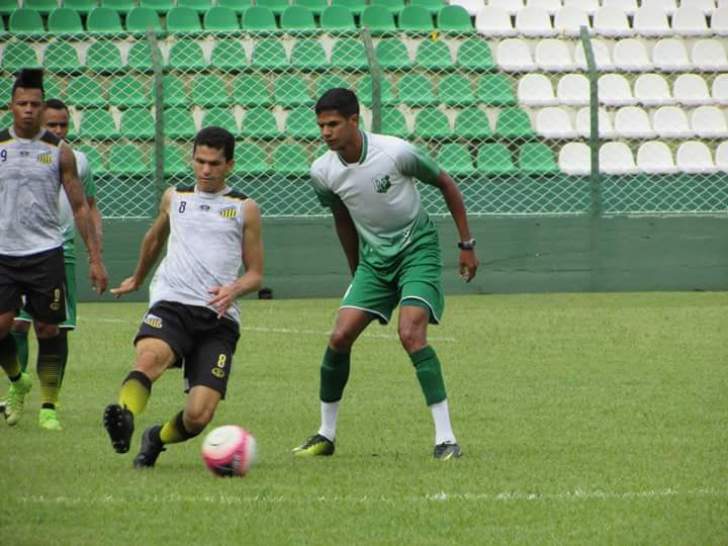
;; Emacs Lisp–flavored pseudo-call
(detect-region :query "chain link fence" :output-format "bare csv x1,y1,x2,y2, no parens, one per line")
1,8,726,219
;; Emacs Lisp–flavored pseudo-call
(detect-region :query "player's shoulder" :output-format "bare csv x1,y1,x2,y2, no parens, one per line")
311,149,336,178
0,128,12,144
368,132,412,158
223,189,248,202
174,185,196,196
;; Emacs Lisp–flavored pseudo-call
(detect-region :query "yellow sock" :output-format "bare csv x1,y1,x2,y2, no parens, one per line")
37,334,68,408
118,371,152,416
160,411,198,444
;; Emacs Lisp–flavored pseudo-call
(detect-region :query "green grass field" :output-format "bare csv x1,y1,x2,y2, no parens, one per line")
1,293,727,545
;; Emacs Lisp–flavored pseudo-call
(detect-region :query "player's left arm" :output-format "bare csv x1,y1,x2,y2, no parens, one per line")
60,143,108,293
208,198,264,318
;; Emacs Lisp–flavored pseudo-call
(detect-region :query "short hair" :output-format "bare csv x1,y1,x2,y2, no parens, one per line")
315,88,359,117
44,98,68,112
12,68,44,99
193,126,235,161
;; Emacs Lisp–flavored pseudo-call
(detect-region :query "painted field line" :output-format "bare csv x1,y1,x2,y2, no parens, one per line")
15,487,727,506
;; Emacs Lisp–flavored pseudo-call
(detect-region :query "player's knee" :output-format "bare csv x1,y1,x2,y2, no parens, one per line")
11,320,30,334
184,406,215,433
134,350,168,379
329,328,356,352
34,321,59,339
398,326,427,353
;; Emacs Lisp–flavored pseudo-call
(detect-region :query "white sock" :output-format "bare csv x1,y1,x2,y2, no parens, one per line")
318,400,340,441
431,399,456,445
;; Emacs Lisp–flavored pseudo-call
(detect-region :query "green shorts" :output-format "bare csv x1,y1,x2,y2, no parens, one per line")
16,262,76,330
341,242,444,325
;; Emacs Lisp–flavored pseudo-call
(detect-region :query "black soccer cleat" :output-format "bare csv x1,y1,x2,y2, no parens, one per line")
133,426,166,469
103,403,134,454
433,442,463,460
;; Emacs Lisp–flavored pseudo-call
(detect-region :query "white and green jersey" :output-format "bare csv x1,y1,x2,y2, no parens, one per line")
309,132,441,268
57,149,95,264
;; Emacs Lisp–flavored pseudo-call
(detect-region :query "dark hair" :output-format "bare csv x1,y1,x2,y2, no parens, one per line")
315,88,359,117
12,68,44,99
44,98,68,112
193,126,235,161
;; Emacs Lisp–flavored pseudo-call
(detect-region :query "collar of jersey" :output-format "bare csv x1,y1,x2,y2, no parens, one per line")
336,130,368,167
9,126,45,142
194,185,231,199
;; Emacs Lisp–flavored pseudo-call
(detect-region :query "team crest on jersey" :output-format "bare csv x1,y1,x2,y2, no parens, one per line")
143,313,163,329
218,206,237,219
37,152,53,165
373,175,391,193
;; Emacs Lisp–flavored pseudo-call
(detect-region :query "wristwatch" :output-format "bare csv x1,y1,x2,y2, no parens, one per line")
457,238,476,250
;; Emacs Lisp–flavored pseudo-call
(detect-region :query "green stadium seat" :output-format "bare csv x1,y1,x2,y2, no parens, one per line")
250,38,288,71
165,142,188,176
293,0,326,16
204,6,240,31
415,39,451,71
78,144,108,176
331,38,368,70
234,142,269,175
457,38,495,71
86,6,123,32
2,42,40,72
399,5,434,33
43,42,81,73
381,108,409,138
140,0,174,14
109,75,151,107
202,107,238,134
26,0,57,15
414,109,451,139
0,111,12,129
398,74,437,106
101,0,135,14
376,38,411,70
316,75,351,97
191,75,230,107
357,75,396,107
454,108,492,139
242,5,277,31
120,107,155,140
79,108,118,139
320,5,355,31
412,0,444,15
290,39,327,71
286,107,318,139
371,0,404,14
519,142,558,174
85,41,124,73
47,7,83,34
178,0,213,14
62,0,97,14
0,80,11,103
331,0,365,16
437,5,472,32
167,40,207,71
126,6,163,33
477,74,515,106
0,0,17,16
361,5,396,33
110,143,149,175
280,5,315,32
166,7,202,32
45,75,63,100
163,75,188,106
9,8,45,34
439,74,475,106
437,143,475,176
128,41,161,72
210,39,247,69
164,108,197,139
477,143,515,175
257,0,289,16
233,75,271,107
495,107,534,139
217,0,250,15
274,75,312,108
272,143,309,176
241,108,280,139
66,76,105,107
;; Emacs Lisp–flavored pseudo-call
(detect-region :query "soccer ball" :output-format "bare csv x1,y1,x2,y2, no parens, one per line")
201,425,256,477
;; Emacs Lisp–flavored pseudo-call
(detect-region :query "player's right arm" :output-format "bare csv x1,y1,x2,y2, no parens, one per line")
331,198,359,275
110,187,172,297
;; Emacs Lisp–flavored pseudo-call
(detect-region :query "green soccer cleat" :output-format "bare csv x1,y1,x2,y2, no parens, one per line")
433,442,462,460
292,433,335,457
38,408,62,431
5,372,32,426
133,426,166,469
103,403,134,453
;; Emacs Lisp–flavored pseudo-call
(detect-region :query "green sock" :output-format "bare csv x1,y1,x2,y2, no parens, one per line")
159,410,199,445
11,330,29,373
0,334,20,379
118,370,152,416
37,334,67,409
410,346,447,406
319,347,350,403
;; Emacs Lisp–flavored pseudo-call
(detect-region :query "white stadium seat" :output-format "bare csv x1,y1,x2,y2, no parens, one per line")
475,6,516,36
633,6,671,36
672,6,710,36
715,141,728,171
615,106,655,138
526,0,562,15
576,106,615,138
496,38,536,71
536,107,578,138
613,39,653,71
673,74,712,106
652,38,691,71
682,0,717,15
557,74,590,106
554,6,589,36
450,0,485,16
564,0,598,15
515,6,556,37
691,106,728,138
594,6,633,37
600,142,638,174
713,7,728,34
712,74,728,105
641,0,677,16
676,141,717,173
652,105,693,138
691,39,728,71
598,73,636,106
602,0,639,16
535,39,575,72
558,142,591,175
488,0,525,16
518,73,557,105
634,73,673,106
575,39,614,71
637,140,678,173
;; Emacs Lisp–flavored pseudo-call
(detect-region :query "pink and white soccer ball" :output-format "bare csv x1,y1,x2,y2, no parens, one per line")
201,425,256,477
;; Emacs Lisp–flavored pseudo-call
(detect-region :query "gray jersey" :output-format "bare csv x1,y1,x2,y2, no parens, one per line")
0,127,63,256
149,186,247,323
